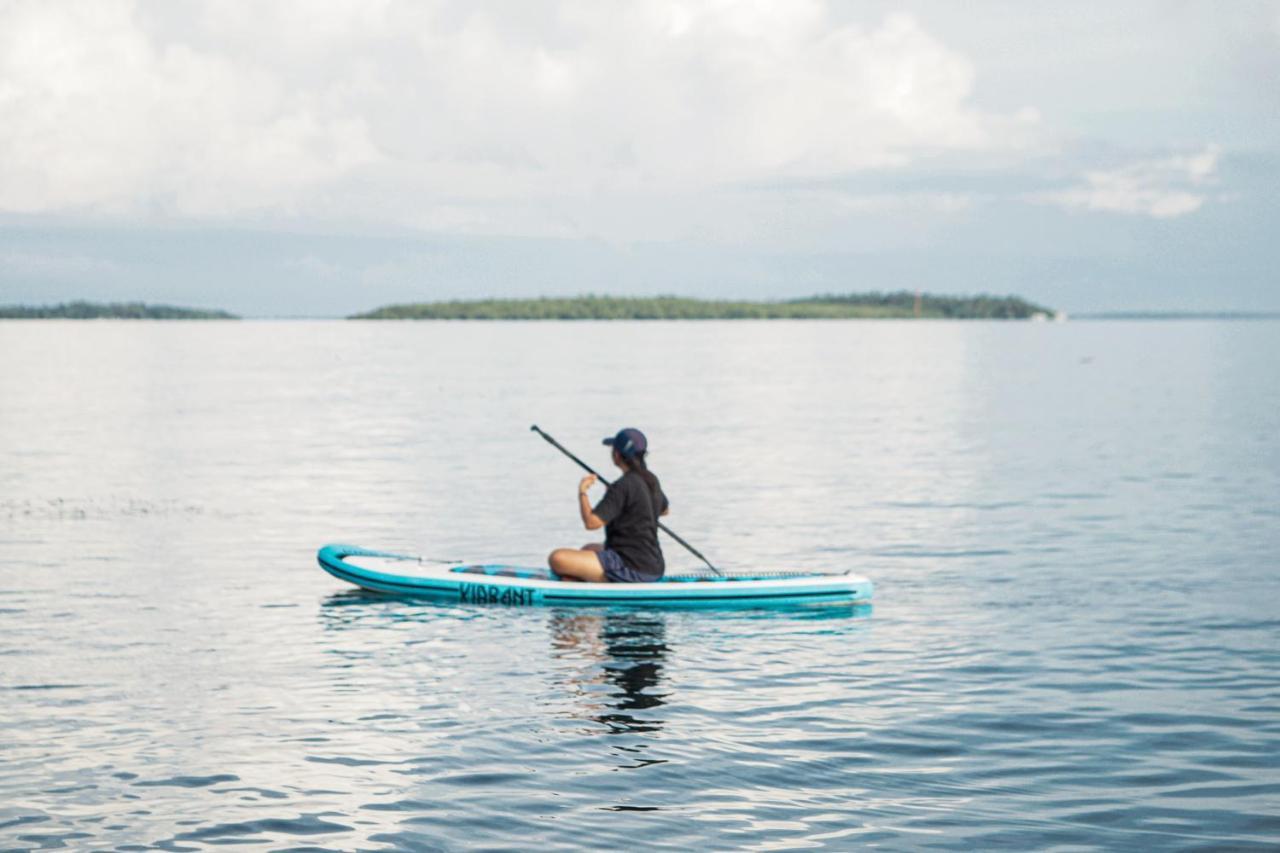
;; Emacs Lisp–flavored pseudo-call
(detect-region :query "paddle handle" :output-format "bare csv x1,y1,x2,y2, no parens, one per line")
530,425,722,576
531,425,612,486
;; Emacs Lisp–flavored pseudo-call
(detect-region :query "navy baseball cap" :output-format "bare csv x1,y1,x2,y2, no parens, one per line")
603,428,647,458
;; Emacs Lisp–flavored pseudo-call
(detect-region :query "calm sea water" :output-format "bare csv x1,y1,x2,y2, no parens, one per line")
1,319,1277,851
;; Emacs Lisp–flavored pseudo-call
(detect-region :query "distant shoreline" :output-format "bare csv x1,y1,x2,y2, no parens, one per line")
1071,311,1280,321
4,299,1277,322
350,293,1054,320
0,301,238,320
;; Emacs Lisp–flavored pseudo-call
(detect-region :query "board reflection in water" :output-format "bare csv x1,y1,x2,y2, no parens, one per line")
549,611,670,737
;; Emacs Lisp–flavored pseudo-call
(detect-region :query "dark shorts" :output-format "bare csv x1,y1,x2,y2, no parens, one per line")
597,548,660,583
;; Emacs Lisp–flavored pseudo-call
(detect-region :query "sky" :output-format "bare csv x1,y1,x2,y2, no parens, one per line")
1,0,1277,316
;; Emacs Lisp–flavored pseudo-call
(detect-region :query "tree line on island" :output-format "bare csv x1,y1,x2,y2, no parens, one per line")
351,292,1052,320
0,301,237,319
1,292,1053,320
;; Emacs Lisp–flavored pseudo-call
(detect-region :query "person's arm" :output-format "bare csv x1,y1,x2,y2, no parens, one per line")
579,474,605,530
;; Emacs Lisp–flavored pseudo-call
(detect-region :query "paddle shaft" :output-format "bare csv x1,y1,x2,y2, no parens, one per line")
530,425,722,576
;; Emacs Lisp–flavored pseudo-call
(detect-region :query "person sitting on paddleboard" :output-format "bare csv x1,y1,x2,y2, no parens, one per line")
549,428,669,583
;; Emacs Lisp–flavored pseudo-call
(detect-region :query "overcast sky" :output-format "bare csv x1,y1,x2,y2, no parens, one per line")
1,0,1277,316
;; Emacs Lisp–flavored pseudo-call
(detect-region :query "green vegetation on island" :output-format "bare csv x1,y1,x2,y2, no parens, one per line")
351,292,1052,320
0,301,238,320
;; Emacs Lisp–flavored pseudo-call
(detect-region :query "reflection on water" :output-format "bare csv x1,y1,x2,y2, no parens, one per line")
317,589,444,629
549,611,670,738
4,320,1277,849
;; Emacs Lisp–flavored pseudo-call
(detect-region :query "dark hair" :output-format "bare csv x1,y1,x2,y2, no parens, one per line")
625,449,663,515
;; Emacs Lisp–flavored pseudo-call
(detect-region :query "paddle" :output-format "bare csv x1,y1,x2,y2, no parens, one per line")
531,425,723,576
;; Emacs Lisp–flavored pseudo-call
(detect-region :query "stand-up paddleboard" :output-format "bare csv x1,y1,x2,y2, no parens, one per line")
318,544,873,609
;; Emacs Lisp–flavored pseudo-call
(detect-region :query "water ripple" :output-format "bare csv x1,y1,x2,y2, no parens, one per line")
2,320,1279,849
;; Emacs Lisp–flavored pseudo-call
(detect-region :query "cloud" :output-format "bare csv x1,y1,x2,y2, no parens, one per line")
0,249,119,277
0,0,1039,234
1035,144,1221,219
279,255,344,279
0,0,380,217
819,190,976,214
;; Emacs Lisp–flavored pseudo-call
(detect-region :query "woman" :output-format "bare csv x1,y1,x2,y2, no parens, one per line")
548,427,669,583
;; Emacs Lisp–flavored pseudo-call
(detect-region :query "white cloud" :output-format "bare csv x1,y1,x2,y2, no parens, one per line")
825,190,976,214
1035,144,1221,219
279,255,343,279
0,0,1038,234
0,0,380,217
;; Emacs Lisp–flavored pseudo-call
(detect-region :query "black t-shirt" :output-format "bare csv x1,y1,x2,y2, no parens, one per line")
593,470,668,579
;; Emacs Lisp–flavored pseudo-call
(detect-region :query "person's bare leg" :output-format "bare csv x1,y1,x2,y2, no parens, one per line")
582,543,603,553
548,548,607,582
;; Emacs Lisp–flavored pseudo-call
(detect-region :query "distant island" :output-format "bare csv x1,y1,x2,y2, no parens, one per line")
0,301,238,320
1071,311,1280,321
352,292,1053,320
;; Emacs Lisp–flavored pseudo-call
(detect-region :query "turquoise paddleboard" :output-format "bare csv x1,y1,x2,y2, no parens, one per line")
318,544,873,609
